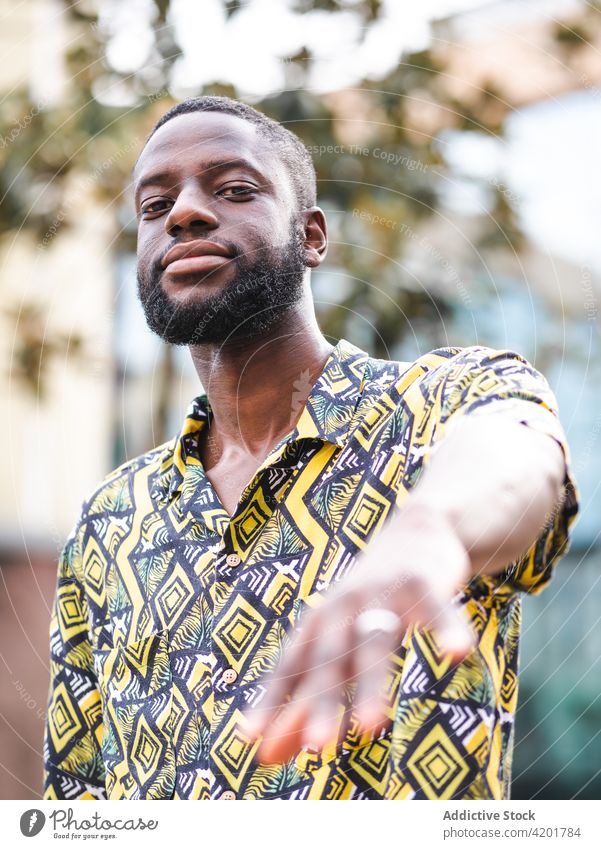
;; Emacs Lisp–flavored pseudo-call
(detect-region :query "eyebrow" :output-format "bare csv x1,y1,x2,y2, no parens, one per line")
134,157,269,201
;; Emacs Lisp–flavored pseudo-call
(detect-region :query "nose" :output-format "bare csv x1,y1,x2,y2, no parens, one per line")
164,185,219,236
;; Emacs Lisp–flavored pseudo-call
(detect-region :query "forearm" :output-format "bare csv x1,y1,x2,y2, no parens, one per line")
401,415,565,577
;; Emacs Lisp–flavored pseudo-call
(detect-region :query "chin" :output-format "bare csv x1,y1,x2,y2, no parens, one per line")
161,272,231,300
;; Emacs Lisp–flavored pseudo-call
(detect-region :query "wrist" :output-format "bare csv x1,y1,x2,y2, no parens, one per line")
396,497,459,538
385,498,473,589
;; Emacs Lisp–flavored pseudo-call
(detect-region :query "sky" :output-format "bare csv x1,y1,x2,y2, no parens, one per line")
440,89,601,274
102,0,493,96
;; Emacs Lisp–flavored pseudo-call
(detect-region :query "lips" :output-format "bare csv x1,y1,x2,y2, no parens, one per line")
161,240,234,276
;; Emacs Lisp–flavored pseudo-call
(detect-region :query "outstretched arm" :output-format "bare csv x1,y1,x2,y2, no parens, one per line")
405,415,565,577
245,414,566,763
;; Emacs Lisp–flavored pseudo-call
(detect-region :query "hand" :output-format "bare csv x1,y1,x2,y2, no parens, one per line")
244,502,476,764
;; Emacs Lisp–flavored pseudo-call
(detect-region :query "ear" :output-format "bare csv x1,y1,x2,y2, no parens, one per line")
302,207,328,268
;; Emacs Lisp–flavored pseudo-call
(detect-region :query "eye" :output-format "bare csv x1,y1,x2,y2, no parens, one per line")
218,184,257,200
140,199,172,216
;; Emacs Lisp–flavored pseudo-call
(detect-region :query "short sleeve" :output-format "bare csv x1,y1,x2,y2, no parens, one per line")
406,346,579,598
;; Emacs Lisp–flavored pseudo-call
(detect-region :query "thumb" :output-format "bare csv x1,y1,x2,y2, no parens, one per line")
433,602,475,661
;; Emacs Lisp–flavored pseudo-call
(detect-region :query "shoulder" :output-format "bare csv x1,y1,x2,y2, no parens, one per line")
363,344,540,393
394,345,546,391
57,437,178,598
359,345,555,427
78,438,177,521
409,345,537,376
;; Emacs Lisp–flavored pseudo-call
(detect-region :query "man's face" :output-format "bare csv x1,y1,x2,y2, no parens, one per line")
133,111,308,345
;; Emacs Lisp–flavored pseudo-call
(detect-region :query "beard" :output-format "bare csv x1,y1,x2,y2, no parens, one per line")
136,220,307,345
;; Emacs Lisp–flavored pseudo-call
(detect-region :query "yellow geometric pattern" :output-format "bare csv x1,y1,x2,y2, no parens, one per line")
213,596,266,669
43,339,578,800
406,724,470,800
48,682,83,754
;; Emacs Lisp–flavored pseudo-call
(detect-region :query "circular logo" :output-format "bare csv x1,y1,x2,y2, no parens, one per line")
19,810,46,837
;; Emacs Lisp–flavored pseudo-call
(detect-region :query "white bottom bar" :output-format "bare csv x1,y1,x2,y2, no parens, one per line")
3,799,598,849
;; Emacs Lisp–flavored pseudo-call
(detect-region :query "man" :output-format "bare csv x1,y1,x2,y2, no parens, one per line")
43,96,578,801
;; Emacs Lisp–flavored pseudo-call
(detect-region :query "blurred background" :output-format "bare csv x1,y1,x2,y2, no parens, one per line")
0,0,600,800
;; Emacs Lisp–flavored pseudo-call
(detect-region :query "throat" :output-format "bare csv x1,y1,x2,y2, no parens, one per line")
198,427,291,518
201,450,269,518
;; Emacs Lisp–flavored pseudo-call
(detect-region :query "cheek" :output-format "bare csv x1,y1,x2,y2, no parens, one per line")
136,226,162,265
230,199,291,245
236,217,290,251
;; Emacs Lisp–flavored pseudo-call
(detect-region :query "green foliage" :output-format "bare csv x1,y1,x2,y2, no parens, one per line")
3,303,85,399
0,0,589,385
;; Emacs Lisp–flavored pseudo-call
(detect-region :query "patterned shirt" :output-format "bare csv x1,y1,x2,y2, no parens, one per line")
43,339,578,800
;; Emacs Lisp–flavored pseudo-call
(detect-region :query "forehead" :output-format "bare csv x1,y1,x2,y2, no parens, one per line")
133,111,288,195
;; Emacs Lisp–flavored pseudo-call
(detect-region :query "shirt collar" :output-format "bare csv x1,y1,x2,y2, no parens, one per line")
153,338,369,504
289,338,369,446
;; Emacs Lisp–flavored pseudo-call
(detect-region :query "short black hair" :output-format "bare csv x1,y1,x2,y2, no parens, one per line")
141,95,317,209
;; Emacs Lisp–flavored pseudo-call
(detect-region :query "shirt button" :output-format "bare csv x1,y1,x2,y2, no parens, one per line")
222,668,238,684
226,553,241,567
219,790,236,800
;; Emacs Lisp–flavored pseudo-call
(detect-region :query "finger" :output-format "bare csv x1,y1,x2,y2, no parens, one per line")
301,619,354,749
262,611,350,756
353,625,399,733
258,679,336,764
245,612,321,739
258,612,354,760
401,575,475,661
255,694,311,764
302,683,344,750
430,601,475,661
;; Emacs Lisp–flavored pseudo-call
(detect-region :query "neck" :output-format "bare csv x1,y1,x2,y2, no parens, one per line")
188,299,333,457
